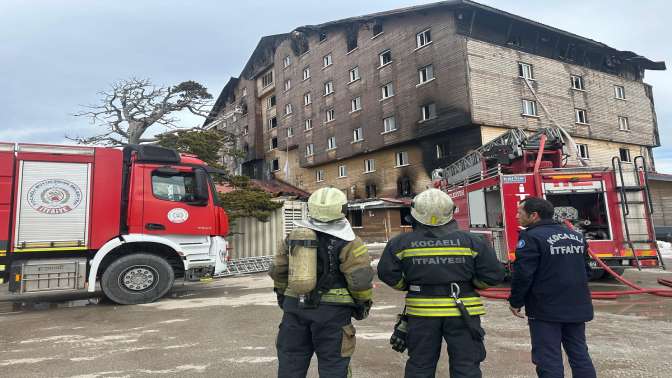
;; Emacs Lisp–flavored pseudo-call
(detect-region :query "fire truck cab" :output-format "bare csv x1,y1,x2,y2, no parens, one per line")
433,128,665,275
0,142,229,304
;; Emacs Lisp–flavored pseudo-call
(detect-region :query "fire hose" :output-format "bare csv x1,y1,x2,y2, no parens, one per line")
478,235,672,300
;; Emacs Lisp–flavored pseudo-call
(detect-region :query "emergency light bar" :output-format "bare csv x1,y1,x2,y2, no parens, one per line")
17,144,95,155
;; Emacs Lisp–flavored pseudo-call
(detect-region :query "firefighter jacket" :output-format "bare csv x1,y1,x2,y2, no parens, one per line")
377,221,505,317
269,232,374,306
509,219,594,323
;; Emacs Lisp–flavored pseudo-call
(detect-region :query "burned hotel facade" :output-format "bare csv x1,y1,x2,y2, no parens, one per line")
206,0,665,241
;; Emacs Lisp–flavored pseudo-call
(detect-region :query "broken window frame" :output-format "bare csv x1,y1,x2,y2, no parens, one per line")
372,22,383,37
570,75,585,91
416,28,432,49
518,62,534,80
575,108,589,125
418,64,435,84
379,50,392,67
271,159,280,171
268,117,278,130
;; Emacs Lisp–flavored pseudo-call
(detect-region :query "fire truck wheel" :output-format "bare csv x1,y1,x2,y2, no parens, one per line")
101,253,175,305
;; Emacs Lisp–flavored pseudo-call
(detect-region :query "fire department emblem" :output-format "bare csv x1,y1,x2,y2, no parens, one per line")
27,179,82,215
168,208,189,224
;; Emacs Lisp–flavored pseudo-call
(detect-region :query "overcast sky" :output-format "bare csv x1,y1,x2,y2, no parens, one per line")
1,0,670,170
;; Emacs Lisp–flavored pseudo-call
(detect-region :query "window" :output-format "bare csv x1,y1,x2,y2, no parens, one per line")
618,116,630,131
436,143,448,159
241,103,248,115
151,171,198,202
400,208,413,226
577,144,589,159
351,96,362,112
326,108,335,122
571,75,584,90
365,183,377,198
347,35,357,52
271,159,280,171
284,103,293,115
323,53,332,67
306,143,314,156
319,32,327,42
372,22,383,37
395,151,409,167
268,117,278,129
575,108,589,124
304,92,312,106
349,209,363,227
242,87,247,97
619,148,631,162
518,62,533,80
305,118,313,131
303,66,311,80
287,127,294,137
262,71,273,87
383,116,396,132
381,82,394,99
364,159,375,173
242,125,249,135
416,29,432,48
316,169,325,182
521,99,538,116
353,127,363,142
421,103,437,121
614,85,626,100
338,165,347,178
397,177,412,197
418,65,434,84
349,66,360,82
284,79,291,92
283,55,291,68
379,50,392,66
270,137,278,150
327,136,336,150
267,95,276,109
324,81,334,95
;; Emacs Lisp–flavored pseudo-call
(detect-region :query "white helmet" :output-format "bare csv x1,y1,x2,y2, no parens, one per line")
308,187,347,222
411,188,455,226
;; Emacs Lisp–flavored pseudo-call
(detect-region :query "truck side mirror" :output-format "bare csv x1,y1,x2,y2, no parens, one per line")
191,169,209,205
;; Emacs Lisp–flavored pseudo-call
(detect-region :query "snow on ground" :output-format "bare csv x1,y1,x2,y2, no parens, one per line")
657,240,672,257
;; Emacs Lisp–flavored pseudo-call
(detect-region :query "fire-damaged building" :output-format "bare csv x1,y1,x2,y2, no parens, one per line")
205,0,665,242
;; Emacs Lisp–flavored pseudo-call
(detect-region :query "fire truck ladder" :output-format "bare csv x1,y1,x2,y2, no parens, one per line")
612,156,665,270
214,255,275,277
432,127,564,186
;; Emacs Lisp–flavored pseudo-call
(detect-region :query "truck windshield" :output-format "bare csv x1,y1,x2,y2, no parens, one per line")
152,172,196,202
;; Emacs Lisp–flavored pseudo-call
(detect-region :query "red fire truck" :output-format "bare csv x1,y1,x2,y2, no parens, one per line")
0,143,229,304
432,127,665,275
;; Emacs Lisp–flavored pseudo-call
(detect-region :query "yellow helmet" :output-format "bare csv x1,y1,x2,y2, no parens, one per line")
308,187,348,222
411,188,455,226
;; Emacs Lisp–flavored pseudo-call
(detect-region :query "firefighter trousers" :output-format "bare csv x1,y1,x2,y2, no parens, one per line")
528,319,596,378
276,300,355,378
405,316,486,378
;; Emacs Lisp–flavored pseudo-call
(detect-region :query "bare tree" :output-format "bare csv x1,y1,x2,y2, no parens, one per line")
71,78,213,145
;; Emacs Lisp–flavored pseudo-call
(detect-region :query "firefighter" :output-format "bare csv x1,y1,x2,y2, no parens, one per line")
269,187,374,378
378,188,505,378
508,197,596,378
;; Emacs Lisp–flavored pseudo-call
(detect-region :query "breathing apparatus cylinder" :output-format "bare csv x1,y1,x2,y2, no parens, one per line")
287,227,319,295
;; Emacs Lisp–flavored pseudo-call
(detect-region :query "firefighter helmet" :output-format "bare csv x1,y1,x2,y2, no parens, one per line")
411,188,455,226
308,187,347,222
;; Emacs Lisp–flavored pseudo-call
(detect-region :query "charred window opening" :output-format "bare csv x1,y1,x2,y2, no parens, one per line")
271,159,279,172
240,103,248,115
365,184,377,199
397,176,413,197
290,31,309,56
346,26,359,52
400,207,413,226
372,20,383,36
319,31,327,42
349,209,363,227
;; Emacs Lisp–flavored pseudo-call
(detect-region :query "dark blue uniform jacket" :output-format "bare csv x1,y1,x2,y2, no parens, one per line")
508,219,594,323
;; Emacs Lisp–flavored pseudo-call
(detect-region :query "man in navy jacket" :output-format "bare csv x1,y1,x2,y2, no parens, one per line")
509,197,596,378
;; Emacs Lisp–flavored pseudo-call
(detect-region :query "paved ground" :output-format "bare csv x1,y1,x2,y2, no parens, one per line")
1,261,671,378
